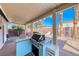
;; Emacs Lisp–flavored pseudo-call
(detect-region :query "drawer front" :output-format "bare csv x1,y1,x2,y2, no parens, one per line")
47,48,55,56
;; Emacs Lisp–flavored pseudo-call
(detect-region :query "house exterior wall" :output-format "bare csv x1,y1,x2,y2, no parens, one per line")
0,15,8,49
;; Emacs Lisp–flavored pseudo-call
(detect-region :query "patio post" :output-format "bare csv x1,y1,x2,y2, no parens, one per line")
60,11,64,37
25,25,26,34
30,23,33,33
73,5,78,39
53,9,56,45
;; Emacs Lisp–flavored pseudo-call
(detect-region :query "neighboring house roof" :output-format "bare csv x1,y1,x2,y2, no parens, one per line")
63,20,73,23
58,20,79,27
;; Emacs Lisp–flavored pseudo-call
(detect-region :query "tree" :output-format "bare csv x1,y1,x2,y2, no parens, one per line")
34,20,44,29
12,25,24,36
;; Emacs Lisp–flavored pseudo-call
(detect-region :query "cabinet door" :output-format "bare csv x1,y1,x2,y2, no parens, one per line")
39,44,43,56
16,39,32,56
39,45,48,56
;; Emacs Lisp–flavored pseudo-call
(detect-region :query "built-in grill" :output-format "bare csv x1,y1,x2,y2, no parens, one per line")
31,32,45,42
31,32,45,56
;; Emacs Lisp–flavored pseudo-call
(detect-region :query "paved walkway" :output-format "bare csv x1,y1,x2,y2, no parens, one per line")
0,38,16,56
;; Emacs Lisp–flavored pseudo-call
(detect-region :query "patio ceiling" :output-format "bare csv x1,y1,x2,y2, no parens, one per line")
0,3,77,25
0,3,61,24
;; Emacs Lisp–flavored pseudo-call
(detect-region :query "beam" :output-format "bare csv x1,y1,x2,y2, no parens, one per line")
0,9,9,22
24,3,77,25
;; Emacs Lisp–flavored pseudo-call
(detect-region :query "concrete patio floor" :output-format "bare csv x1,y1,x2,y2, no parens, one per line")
0,35,79,56
58,37,79,56
0,38,16,56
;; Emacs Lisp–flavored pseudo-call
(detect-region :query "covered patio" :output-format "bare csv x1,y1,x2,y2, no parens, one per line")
0,3,79,56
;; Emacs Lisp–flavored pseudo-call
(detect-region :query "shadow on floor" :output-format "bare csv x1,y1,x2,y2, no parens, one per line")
59,39,79,56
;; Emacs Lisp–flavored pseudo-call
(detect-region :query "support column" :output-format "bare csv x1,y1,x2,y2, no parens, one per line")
53,9,56,45
29,23,33,37
25,25,26,34
30,23,33,32
52,10,59,56
29,23,33,32
72,5,78,39
3,22,8,42
2,16,8,43
60,11,64,37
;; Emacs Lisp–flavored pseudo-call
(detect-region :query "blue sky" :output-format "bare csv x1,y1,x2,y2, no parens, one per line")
42,7,75,27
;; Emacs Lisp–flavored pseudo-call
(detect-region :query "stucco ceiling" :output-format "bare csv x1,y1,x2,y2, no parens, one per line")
0,3,61,24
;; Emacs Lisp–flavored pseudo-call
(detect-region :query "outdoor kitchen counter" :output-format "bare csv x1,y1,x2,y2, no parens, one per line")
46,39,59,56
16,37,32,56
39,37,52,46
16,37,31,43
16,37,59,56
38,37,59,56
